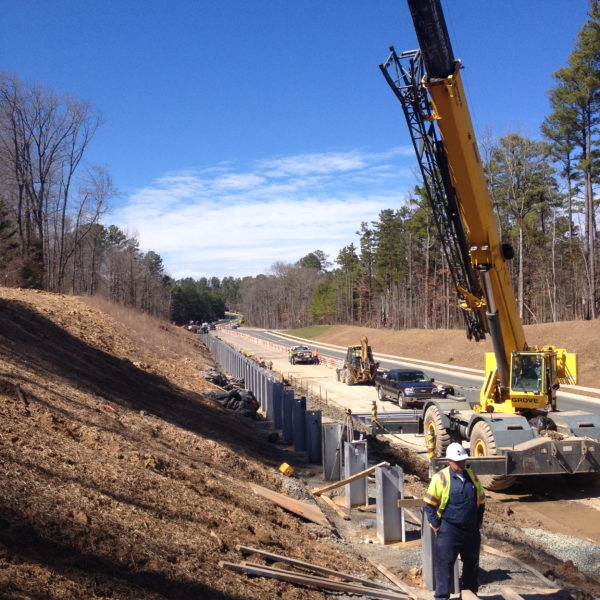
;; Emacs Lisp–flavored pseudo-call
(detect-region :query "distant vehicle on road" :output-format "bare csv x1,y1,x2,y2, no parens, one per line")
289,345,318,365
375,368,453,409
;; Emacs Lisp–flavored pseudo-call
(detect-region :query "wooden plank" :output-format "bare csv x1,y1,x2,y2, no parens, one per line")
481,544,556,587
507,586,560,595
237,544,393,590
317,494,351,520
500,588,525,600
461,591,480,600
242,561,400,593
220,561,409,599
312,461,390,496
385,538,422,548
404,508,421,526
247,483,330,528
397,498,424,508
367,560,424,600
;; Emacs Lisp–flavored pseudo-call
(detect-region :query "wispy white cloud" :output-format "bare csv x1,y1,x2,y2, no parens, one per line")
258,151,368,177
108,146,418,278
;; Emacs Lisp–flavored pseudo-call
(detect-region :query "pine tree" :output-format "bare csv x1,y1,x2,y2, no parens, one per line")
336,244,360,323
544,0,600,318
489,134,559,319
357,222,375,324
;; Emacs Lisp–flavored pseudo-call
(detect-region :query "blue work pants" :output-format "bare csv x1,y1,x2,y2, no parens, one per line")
434,519,480,599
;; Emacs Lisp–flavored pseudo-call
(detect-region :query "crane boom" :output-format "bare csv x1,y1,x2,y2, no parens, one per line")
380,0,576,412
377,0,599,490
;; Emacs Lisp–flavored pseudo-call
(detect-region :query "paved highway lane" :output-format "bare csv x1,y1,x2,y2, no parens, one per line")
243,327,600,413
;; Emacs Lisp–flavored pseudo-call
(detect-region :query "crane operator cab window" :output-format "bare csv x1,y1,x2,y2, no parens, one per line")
511,354,543,393
346,348,361,370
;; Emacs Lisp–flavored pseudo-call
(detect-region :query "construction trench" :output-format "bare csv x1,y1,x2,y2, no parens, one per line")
201,329,600,600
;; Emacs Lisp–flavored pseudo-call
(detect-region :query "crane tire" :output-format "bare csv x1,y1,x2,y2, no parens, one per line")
469,421,516,491
423,406,451,457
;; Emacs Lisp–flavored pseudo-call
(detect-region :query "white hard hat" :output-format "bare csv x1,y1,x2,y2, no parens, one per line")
446,443,469,462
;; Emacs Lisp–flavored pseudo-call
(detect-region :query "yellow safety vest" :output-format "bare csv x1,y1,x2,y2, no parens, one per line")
424,466,485,518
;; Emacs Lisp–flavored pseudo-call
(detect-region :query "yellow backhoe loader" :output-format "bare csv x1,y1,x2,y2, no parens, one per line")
336,336,379,386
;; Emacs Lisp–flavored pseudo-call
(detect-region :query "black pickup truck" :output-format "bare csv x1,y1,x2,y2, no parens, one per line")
375,368,453,409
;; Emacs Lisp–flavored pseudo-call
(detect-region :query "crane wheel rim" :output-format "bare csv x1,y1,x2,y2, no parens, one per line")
426,420,436,439
473,439,487,457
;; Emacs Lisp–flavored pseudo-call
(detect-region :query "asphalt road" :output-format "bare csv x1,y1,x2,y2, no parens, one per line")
244,328,600,413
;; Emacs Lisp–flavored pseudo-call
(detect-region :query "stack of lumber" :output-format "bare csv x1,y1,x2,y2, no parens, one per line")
221,545,412,599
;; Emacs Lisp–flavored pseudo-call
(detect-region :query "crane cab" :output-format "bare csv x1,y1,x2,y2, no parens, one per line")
480,348,577,413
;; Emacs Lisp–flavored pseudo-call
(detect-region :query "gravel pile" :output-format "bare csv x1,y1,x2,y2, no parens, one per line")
523,528,600,576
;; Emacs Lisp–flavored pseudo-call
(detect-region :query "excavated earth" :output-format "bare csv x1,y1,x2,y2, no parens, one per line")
0,289,377,599
0,288,599,600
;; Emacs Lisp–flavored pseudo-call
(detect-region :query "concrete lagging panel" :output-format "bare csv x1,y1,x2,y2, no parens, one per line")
282,389,294,443
375,464,405,544
321,423,342,482
293,397,307,452
344,440,368,507
305,410,322,464
260,375,275,423
261,375,268,411
273,382,283,429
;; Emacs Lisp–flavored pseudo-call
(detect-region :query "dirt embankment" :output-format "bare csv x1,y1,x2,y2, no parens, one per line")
0,289,373,599
312,321,600,387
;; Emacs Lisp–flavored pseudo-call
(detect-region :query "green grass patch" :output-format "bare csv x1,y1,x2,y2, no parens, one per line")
280,325,335,339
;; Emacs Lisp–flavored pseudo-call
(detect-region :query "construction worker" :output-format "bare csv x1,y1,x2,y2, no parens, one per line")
423,443,485,600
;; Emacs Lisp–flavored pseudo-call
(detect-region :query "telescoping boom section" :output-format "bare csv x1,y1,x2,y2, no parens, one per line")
380,0,599,489
380,0,576,414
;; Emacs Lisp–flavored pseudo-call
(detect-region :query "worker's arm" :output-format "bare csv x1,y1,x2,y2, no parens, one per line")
477,504,485,528
423,502,441,531
423,475,442,532
475,474,485,527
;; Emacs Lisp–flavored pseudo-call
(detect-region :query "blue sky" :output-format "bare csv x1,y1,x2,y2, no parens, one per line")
1,1,590,279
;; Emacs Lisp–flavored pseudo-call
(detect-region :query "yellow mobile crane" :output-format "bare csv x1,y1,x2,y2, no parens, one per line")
381,0,600,489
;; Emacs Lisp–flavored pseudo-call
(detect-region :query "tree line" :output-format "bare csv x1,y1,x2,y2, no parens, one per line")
230,2,600,330
0,73,233,324
0,74,175,316
1,3,598,330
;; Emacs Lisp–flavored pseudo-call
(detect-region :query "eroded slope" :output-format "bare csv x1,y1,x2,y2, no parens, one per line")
0,289,368,599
